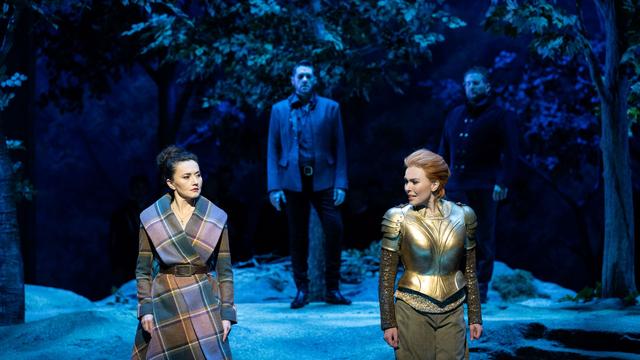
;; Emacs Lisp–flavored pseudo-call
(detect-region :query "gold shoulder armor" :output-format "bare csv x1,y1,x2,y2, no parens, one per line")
380,206,405,252
460,204,477,249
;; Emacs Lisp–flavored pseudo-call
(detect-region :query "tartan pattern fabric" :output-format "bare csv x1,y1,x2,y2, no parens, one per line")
132,194,236,360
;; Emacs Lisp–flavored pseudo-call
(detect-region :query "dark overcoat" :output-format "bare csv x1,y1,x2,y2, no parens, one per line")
267,94,348,192
132,194,236,360
438,98,519,191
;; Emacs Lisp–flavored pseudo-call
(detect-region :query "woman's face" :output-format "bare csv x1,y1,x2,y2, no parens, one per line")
404,166,439,207
167,160,202,201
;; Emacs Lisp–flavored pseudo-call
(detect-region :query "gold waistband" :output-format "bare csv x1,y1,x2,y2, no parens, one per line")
396,287,466,314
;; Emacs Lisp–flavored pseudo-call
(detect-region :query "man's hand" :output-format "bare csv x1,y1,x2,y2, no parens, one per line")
470,323,483,340
269,190,287,211
141,314,154,333
333,188,346,206
222,320,232,342
492,184,508,201
383,327,399,348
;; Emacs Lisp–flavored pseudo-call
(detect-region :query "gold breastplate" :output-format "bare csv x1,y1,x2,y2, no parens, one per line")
397,201,468,302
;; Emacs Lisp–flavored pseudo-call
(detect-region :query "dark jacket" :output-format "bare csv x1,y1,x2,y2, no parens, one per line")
267,94,348,192
438,98,519,191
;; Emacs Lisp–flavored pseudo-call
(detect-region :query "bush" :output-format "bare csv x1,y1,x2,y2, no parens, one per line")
340,241,382,284
491,269,538,301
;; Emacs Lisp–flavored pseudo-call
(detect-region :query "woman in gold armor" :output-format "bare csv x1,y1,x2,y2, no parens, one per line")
378,149,483,359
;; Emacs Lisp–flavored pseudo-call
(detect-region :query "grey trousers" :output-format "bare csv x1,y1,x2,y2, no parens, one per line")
395,300,467,360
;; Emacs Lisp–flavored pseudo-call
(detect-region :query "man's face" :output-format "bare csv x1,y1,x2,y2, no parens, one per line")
464,72,490,101
291,65,315,97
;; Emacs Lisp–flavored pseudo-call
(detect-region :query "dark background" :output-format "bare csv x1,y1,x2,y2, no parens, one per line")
2,1,638,300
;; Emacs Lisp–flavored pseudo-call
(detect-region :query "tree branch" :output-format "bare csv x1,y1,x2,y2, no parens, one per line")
576,0,608,101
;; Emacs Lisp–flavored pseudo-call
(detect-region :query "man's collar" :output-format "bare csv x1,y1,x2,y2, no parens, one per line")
288,92,318,109
465,94,494,113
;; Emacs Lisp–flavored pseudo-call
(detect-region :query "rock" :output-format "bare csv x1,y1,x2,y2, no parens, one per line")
25,284,94,322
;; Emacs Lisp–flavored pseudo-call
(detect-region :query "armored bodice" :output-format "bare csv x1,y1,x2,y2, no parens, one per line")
378,199,482,328
381,200,476,302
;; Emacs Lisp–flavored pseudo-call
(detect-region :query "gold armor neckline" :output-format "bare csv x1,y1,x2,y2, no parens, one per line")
410,199,452,220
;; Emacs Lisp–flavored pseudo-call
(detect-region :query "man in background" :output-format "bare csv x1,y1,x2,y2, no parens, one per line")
439,66,519,303
267,60,350,309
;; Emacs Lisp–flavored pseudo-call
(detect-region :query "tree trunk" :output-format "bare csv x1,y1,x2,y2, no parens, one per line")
0,2,25,326
0,128,25,325
308,207,325,300
597,0,636,297
157,68,173,149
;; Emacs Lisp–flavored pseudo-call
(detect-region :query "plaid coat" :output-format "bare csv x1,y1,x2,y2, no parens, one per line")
132,194,236,360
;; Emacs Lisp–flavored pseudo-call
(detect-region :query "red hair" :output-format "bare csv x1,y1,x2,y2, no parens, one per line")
404,149,450,199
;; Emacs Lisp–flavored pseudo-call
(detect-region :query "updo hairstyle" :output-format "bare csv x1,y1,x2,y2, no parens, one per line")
404,149,450,199
156,145,199,182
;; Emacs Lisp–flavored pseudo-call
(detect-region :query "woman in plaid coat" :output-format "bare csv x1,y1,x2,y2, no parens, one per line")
132,146,236,360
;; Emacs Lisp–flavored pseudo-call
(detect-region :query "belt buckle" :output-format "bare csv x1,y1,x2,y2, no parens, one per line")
174,265,192,277
303,165,313,176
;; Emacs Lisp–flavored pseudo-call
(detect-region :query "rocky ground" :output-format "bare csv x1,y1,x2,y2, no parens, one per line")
1,261,639,359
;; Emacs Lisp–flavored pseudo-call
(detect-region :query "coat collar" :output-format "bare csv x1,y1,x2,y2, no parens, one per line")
288,92,318,110
140,194,228,264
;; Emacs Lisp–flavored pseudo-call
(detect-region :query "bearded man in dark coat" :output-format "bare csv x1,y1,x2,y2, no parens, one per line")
439,66,520,303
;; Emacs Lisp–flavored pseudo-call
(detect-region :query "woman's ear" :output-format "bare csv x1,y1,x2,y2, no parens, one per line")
166,178,175,190
431,181,440,193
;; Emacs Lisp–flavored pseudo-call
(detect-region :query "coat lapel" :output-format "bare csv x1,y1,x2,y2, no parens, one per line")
140,194,199,265
184,196,228,263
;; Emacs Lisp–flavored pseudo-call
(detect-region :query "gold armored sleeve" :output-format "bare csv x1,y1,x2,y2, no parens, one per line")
464,246,483,325
462,205,477,250
379,248,400,330
380,207,404,252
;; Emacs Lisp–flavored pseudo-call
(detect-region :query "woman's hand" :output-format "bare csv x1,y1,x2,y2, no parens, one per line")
383,327,399,348
222,320,232,342
141,314,154,333
469,323,483,340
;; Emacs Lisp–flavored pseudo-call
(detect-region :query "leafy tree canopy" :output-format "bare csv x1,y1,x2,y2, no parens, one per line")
122,0,466,112
485,0,640,130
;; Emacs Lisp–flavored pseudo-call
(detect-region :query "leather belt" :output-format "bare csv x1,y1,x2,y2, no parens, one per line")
160,264,209,277
302,165,314,176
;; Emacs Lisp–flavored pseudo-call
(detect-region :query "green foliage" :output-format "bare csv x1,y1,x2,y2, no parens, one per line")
122,0,465,112
629,81,640,129
559,282,602,302
485,1,583,60
491,269,539,301
622,290,639,307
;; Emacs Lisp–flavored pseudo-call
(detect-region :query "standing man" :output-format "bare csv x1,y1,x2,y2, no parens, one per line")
267,60,351,309
439,66,519,303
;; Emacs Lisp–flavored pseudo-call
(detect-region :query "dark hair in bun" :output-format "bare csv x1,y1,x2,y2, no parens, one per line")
156,145,198,182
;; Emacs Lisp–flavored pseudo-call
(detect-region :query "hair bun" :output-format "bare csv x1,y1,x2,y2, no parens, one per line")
156,145,181,169
156,145,199,182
